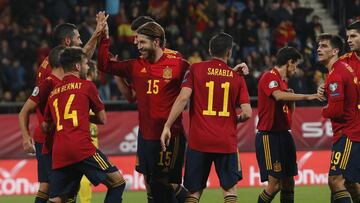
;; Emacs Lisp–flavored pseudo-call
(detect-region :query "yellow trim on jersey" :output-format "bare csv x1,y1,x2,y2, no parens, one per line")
340,138,352,169
263,135,273,170
237,150,242,171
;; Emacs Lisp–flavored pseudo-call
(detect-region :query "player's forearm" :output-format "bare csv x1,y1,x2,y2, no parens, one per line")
165,97,188,128
237,103,252,123
18,111,31,139
273,91,315,101
83,35,98,59
115,77,136,103
97,38,111,73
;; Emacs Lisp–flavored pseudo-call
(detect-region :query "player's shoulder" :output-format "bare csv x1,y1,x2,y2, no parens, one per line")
338,52,353,61
261,69,278,81
39,57,50,69
163,48,180,56
333,60,356,75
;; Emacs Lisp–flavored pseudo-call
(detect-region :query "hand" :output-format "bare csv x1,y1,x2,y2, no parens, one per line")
160,126,171,152
307,93,326,101
233,63,249,76
23,136,35,154
109,53,118,61
317,83,325,96
286,88,294,93
95,11,109,38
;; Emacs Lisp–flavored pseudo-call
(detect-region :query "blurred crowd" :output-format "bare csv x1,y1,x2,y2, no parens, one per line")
0,0,359,103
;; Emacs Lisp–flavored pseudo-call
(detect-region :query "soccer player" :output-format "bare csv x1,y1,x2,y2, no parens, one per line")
45,47,125,203
160,32,252,203
256,47,322,203
19,45,65,203
79,61,100,203
317,33,360,203
97,21,189,203
115,15,182,103
337,20,360,203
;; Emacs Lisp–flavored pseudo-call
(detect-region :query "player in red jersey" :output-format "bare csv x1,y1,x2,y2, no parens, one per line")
256,47,322,203
19,45,65,203
114,15,183,103
317,33,360,203
36,12,108,85
337,21,360,77
97,20,188,203
160,32,252,203
44,47,125,203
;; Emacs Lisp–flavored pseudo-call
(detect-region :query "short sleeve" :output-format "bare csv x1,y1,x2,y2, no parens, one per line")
29,79,52,104
181,65,194,89
259,73,282,96
325,73,344,103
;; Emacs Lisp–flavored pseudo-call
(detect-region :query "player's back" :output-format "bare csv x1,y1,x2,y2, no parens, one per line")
186,59,249,153
48,75,103,169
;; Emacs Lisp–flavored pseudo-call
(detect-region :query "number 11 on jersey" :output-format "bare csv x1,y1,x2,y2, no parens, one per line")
202,81,230,117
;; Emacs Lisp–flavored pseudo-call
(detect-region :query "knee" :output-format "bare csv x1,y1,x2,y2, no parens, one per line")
267,179,281,194
281,178,295,190
328,175,345,192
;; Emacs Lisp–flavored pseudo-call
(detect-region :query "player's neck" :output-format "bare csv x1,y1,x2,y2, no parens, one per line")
52,68,65,80
212,56,227,63
64,72,79,78
274,66,287,80
327,56,338,72
149,48,163,63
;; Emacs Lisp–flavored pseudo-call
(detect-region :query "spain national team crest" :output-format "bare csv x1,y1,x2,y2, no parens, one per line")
163,66,172,80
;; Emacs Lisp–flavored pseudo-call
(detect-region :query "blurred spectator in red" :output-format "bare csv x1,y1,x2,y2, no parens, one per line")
36,40,50,65
274,20,296,50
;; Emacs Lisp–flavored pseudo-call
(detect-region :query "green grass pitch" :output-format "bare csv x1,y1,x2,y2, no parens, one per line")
0,185,330,202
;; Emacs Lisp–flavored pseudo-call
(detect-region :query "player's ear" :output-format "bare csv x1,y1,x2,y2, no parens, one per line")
75,63,81,71
64,37,71,46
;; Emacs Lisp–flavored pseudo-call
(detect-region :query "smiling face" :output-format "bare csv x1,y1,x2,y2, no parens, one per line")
136,34,157,60
346,29,360,52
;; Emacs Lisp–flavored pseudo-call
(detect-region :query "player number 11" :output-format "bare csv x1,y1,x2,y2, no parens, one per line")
202,81,230,117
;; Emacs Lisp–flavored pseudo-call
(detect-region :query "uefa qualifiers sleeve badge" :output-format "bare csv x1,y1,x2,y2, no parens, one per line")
32,86,39,96
268,81,278,89
329,82,338,92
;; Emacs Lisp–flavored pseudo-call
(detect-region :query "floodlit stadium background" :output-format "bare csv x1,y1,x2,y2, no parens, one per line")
0,0,359,202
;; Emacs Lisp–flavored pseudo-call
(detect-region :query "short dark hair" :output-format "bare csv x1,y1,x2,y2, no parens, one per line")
346,20,360,33
48,45,66,68
275,46,302,66
131,16,154,31
317,33,344,55
52,23,77,46
60,47,86,72
209,32,233,57
136,22,166,47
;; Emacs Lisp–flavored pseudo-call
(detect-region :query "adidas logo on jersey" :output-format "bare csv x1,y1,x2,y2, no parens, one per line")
118,126,138,153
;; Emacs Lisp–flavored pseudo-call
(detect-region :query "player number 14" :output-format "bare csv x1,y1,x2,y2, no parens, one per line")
53,94,79,131
203,81,230,117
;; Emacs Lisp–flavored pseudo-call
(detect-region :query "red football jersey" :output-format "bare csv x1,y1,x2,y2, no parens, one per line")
257,68,292,131
182,59,250,153
36,57,52,86
323,61,360,143
338,52,360,77
29,74,61,144
98,38,189,140
46,75,104,169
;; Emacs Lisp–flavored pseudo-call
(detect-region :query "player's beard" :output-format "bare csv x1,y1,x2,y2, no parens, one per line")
140,47,156,62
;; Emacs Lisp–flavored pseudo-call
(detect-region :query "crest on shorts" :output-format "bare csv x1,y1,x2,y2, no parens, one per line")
329,82,338,92
163,66,172,80
273,161,282,172
32,87,39,96
268,81,278,89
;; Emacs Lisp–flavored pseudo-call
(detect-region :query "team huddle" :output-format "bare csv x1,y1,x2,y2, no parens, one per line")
17,10,360,203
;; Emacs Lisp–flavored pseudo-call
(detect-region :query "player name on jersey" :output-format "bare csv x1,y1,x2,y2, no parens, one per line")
50,82,83,97
207,68,234,77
